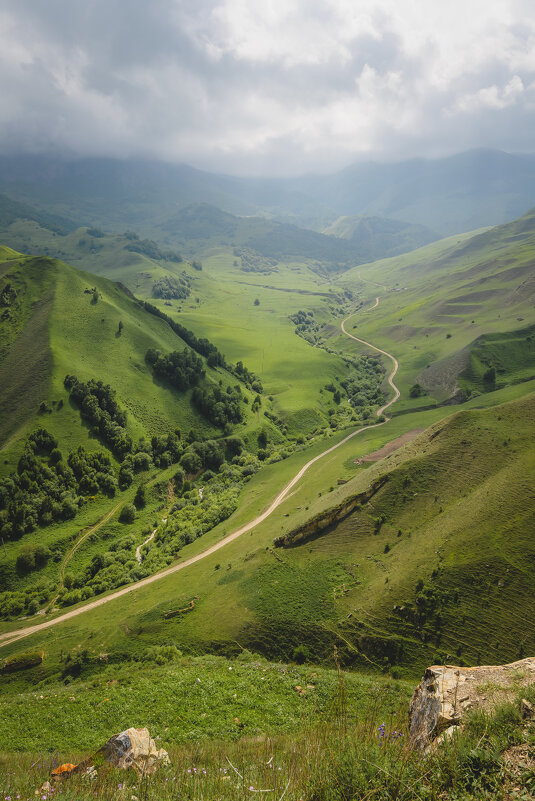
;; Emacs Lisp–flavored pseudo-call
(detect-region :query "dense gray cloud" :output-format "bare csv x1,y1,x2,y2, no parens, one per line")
1,0,535,174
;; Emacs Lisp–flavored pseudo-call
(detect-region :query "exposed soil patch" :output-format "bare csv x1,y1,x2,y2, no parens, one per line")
355,429,424,463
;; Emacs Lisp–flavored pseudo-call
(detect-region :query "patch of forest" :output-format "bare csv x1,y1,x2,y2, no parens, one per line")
152,274,191,300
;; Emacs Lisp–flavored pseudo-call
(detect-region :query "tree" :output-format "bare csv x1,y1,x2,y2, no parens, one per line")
119,466,134,489
118,320,123,334
409,383,426,398
119,504,136,523
134,484,147,509
173,466,185,487
133,451,151,472
254,298,260,306
180,450,203,474
226,436,244,456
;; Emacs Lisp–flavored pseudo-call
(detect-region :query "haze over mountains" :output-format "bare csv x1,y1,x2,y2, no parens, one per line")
1,149,535,240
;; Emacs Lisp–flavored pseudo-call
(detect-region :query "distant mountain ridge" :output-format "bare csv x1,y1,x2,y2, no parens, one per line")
159,202,439,266
0,192,442,272
1,149,535,237
322,214,438,260
291,148,535,235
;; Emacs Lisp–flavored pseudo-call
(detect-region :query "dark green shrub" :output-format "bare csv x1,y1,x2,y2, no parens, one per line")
292,645,309,664
119,504,136,523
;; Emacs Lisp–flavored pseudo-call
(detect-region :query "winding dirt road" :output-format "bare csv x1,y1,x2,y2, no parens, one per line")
0,298,399,650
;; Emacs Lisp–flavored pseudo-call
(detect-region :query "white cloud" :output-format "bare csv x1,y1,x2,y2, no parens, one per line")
0,0,535,173
452,75,526,113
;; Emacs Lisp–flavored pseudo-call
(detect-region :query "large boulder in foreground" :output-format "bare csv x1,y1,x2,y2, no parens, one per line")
409,657,535,750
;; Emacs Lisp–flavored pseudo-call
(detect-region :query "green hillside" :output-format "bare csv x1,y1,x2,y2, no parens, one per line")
1,197,535,796
337,208,535,408
1,385,533,686
0,215,189,294
0,217,374,438
323,213,438,260
0,250,237,459
158,203,436,267
0,192,76,234
0,247,300,621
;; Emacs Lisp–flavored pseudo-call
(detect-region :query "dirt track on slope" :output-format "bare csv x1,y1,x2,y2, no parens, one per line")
0,297,399,649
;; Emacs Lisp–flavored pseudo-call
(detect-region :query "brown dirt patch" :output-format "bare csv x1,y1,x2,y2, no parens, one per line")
355,429,425,464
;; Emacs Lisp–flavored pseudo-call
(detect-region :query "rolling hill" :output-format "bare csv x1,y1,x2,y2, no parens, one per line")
337,207,535,408
1,384,533,687
0,195,534,750
2,149,535,238
0,250,241,458
323,213,438,260
0,191,442,273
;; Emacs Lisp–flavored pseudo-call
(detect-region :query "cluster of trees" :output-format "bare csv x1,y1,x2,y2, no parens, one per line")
16,543,52,574
159,483,241,556
124,232,182,262
59,534,143,606
192,384,244,428
339,356,385,412
233,246,278,274
234,361,263,393
142,302,226,368
0,429,116,541
149,433,182,469
145,348,205,391
67,446,117,496
65,376,132,458
144,344,263,429
152,275,191,300
0,580,53,619
179,439,226,474
142,302,263,389
0,282,17,308
289,310,323,346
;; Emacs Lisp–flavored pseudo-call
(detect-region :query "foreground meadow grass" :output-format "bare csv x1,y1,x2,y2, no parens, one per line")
1,660,534,801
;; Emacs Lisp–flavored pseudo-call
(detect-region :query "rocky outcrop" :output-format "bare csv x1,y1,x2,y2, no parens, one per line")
51,727,169,779
274,475,388,548
409,657,535,750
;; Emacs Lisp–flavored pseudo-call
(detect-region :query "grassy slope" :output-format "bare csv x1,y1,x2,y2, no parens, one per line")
0,249,264,601
337,214,535,407
0,254,55,448
174,252,351,434
0,218,356,436
0,249,266,467
2,384,533,684
322,213,438,260
0,654,410,751
1,208,535,695
0,218,190,292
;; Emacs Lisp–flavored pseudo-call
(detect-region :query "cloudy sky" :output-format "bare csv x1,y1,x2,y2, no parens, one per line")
1,0,535,175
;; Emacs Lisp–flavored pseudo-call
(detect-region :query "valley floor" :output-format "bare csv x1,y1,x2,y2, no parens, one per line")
0,302,401,650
